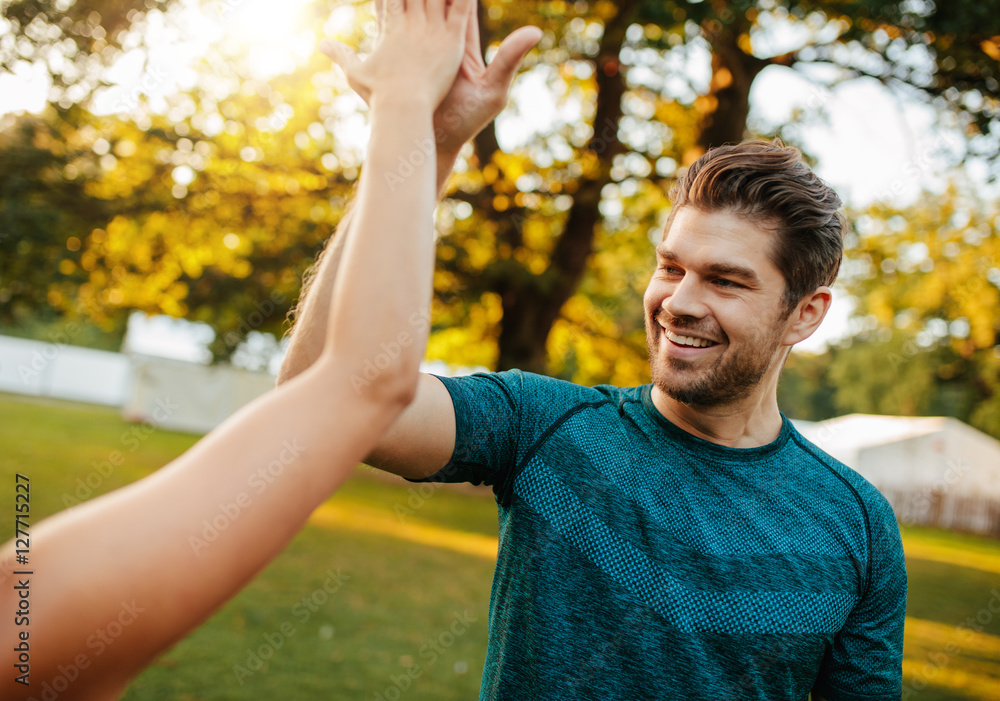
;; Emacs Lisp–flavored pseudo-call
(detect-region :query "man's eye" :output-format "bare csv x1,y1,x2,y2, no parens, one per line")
714,278,743,289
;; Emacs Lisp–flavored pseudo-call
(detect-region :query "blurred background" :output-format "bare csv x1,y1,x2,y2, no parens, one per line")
1,0,999,698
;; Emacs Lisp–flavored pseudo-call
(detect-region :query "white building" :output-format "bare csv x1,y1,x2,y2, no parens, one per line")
793,414,1000,537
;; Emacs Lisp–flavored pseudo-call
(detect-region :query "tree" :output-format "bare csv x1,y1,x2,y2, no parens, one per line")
776,186,1000,438
430,0,1000,373
3,0,998,379
1,0,171,107
837,187,1000,436
0,108,113,328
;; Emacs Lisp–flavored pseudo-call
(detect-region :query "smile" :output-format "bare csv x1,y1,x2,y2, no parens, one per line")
663,329,718,349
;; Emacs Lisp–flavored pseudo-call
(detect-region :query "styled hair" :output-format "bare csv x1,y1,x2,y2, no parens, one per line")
666,140,847,313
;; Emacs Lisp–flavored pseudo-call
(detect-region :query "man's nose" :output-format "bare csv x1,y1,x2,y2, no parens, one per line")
662,273,708,320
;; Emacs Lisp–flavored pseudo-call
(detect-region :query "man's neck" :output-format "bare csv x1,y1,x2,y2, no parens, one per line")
649,381,784,449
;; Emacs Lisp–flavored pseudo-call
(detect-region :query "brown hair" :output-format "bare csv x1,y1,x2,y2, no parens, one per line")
666,140,847,313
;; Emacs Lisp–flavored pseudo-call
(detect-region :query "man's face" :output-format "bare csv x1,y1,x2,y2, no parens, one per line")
643,207,795,407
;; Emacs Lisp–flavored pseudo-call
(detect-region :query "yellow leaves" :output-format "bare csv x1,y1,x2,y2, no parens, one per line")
492,151,535,186
693,95,718,115
523,218,556,254
981,38,1000,62
578,150,602,178
851,189,1000,355
482,164,499,185
592,0,618,21
711,68,733,91
737,32,753,55
682,147,705,167
513,245,549,275
460,226,497,271
425,293,503,370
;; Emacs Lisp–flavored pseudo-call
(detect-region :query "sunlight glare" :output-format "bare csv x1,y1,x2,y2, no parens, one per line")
219,0,317,77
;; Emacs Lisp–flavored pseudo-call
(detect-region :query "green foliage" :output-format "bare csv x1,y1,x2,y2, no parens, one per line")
0,108,114,328
776,350,838,421
778,188,1000,438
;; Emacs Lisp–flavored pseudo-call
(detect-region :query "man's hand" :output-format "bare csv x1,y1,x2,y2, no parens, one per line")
323,2,540,160
433,9,543,159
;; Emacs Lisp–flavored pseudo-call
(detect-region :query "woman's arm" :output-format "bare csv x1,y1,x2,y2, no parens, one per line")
0,0,472,697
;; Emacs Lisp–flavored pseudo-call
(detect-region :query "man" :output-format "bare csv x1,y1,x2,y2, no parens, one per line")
284,22,907,701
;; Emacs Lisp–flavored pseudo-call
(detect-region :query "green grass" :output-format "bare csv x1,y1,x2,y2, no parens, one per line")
0,393,496,700
2,392,999,699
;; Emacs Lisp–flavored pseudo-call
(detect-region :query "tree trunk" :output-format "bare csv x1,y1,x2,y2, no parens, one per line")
696,25,769,153
493,0,639,373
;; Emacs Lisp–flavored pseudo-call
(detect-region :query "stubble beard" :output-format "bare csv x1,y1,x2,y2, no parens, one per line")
646,310,789,408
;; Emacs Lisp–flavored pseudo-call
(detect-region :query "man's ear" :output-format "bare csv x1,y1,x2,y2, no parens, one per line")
782,285,833,346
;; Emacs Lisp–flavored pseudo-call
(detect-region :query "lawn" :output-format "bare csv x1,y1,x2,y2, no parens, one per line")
1,391,998,700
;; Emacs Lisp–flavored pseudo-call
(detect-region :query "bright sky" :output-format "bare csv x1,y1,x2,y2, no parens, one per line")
0,0,984,363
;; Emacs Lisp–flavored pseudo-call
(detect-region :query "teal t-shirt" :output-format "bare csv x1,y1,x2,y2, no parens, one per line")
417,370,906,700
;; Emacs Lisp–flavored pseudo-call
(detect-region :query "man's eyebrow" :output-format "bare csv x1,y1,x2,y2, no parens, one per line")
655,247,762,286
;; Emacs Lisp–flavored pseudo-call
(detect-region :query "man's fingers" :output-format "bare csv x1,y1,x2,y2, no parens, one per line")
485,26,542,90
458,0,486,80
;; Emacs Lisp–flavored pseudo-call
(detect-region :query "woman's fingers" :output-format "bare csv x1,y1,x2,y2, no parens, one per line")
448,0,474,30
320,39,360,74
383,0,405,29
458,1,485,80
320,39,371,100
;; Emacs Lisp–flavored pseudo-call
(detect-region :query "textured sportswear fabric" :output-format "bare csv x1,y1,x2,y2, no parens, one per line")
414,370,906,701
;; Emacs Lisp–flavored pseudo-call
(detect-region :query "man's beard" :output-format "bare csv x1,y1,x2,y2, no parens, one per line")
646,310,788,408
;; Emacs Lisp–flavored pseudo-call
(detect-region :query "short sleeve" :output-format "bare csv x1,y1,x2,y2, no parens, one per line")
408,370,524,499
812,496,907,700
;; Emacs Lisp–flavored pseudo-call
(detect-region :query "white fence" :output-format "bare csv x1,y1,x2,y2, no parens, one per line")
0,334,131,406
0,334,274,434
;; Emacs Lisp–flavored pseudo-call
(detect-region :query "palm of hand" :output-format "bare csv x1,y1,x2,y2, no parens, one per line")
433,62,501,157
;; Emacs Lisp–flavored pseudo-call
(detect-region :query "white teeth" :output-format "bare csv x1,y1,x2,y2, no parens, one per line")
664,330,715,348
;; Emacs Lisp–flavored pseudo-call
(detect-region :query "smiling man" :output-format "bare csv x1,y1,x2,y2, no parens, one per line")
281,139,906,700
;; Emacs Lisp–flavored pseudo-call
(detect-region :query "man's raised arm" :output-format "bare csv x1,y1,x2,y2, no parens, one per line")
278,9,541,479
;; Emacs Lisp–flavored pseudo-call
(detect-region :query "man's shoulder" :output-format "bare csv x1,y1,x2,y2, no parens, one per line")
786,423,899,530
440,369,644,409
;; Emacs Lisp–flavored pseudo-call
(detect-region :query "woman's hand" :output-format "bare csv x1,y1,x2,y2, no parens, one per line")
321,0,474,113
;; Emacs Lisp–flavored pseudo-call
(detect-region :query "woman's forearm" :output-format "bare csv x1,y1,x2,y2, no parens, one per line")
322,94,439,403
0,66,444,701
